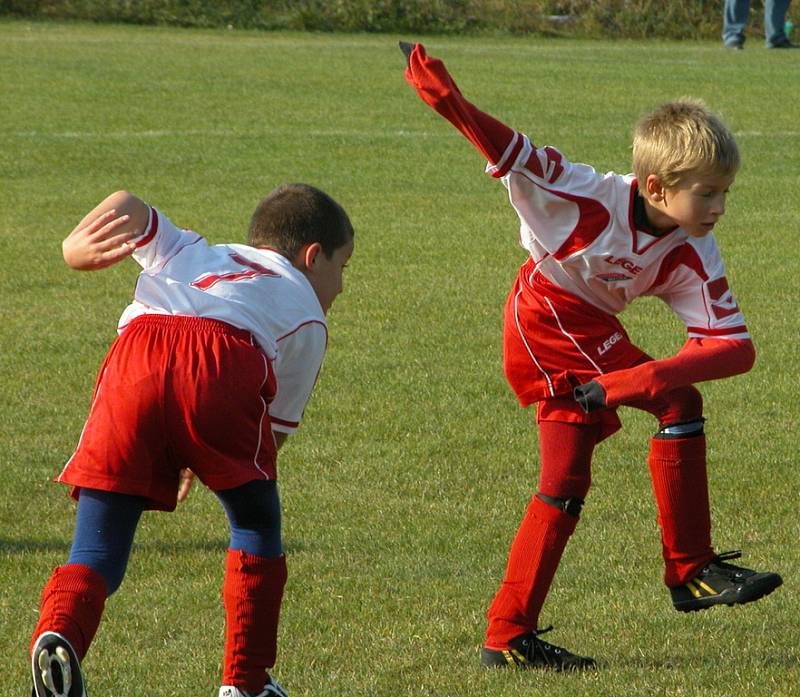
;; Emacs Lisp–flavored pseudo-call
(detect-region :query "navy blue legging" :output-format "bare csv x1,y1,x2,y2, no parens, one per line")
67,480,282,595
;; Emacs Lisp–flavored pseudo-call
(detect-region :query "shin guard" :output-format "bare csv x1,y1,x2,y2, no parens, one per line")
222,550,288,692
485,496,578,649
29,564,107,661
648,435,715,586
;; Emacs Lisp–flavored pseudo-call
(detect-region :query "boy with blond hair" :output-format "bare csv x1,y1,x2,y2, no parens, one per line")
401,42,781,669
29,184,354,697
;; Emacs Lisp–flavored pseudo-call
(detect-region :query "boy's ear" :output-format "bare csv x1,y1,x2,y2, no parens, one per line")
295,241,323,271
645,174,666,202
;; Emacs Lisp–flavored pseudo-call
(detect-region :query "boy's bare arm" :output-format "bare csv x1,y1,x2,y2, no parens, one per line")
63,191,148,271
401,42,517,164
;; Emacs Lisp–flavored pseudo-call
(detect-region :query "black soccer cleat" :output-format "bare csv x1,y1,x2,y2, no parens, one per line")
31,632,87,697
480,626,597,671
218,675,289,697
670,550,783,613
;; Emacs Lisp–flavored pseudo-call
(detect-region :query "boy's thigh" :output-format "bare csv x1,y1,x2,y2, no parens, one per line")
167,321,278,493
504,280,647,406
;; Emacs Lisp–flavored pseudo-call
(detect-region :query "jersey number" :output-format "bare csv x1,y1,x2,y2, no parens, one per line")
191,253,279,290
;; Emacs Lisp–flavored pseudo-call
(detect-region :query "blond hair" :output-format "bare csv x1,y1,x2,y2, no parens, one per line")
632,98,740,192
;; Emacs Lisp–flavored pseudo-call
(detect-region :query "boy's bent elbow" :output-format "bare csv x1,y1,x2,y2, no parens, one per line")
735,339,756,374
104,191,149,222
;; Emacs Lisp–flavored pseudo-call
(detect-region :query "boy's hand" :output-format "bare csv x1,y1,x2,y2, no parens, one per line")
62,208,138,270
573,380,607,413
177,468,195,503
400,41,464,110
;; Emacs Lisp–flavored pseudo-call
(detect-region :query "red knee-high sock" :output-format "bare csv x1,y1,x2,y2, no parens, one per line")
29,564,107,660
485,496,578,649
648,435,715,586
222,550,288,692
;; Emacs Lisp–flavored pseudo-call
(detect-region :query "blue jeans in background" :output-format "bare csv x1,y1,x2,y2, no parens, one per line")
723,0,792,47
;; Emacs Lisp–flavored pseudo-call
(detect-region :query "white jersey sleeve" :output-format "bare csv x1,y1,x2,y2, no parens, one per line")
491,133,620,261
648,235,749,340
269,321,328,433
129,206,201,272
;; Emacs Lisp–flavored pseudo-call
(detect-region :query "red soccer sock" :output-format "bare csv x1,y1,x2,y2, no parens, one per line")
29,564,107,660
485,496,578,649
648,435,715,586
222,550,288,692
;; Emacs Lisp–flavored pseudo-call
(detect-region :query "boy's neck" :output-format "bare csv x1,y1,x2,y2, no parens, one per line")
634,189,678,236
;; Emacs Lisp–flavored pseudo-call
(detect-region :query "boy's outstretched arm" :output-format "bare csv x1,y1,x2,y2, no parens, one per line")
574,337,756,412
401,41,517,165
63,191,148,271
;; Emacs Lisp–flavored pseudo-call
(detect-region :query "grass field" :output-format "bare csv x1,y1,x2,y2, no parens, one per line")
1,18,798,697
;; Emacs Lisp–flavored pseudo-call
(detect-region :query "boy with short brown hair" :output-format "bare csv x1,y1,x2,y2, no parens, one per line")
30,184,354,697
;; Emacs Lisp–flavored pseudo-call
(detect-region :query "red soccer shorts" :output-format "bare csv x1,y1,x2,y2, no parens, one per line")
58,314,277,511
504,259,648,441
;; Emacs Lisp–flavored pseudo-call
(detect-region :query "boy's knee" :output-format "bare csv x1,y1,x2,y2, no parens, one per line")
656,385,704,426
216,480,283,557
536,492,585,518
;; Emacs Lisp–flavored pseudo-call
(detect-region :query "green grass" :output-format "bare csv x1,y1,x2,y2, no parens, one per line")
2,19,799,697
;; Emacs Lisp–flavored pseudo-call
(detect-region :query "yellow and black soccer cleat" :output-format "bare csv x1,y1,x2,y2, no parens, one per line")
670,550,783,612
480,626,597,671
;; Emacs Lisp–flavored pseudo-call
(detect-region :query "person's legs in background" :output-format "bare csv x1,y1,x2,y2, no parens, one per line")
764,0,794,46
723,0,750,48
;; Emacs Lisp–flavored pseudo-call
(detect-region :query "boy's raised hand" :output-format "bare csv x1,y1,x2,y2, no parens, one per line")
62,208,138,271
399,41,464,110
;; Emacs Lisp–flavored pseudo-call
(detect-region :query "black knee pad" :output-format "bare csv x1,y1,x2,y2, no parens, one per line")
537,492,585,518
655,418,705,440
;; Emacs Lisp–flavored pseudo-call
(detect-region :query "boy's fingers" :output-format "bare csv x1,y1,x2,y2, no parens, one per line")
85,208,120,233
85,213,130,240
98,229,139,252
100,243,136,267
177,469,195,503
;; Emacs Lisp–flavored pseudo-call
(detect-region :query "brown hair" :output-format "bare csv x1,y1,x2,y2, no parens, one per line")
248,183,353,259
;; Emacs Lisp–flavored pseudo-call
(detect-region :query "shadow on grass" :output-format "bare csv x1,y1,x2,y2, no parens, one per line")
0,537,305,554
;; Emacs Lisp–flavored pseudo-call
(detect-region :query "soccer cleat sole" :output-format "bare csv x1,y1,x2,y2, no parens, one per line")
31,632,87,697
673,574,783,613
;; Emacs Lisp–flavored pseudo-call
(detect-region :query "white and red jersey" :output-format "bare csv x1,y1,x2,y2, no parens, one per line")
490,133,748,341
118,207,327,433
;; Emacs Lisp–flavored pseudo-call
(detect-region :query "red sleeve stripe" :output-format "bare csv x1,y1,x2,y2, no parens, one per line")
489,132,525,178
270,415,299,428
687,325,749,336
135,206,158,248
277,319,328,346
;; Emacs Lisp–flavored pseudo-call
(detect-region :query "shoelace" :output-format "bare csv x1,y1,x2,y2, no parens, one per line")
715,550,743,563
708,550,748,580
525,626,566,662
